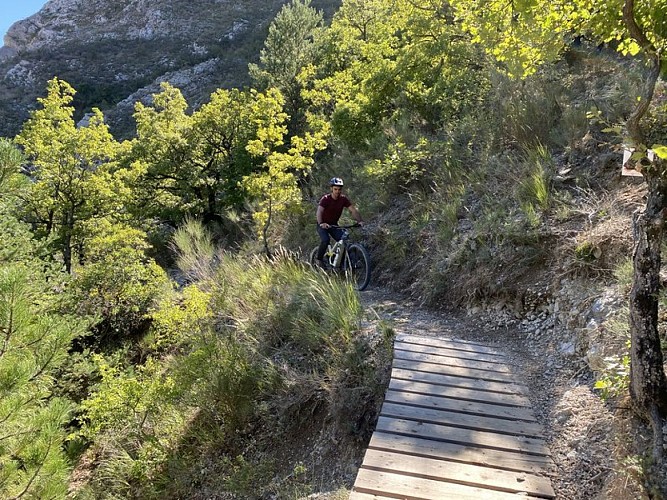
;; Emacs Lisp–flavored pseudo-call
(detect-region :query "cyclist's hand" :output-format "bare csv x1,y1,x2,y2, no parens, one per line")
319,222,330,229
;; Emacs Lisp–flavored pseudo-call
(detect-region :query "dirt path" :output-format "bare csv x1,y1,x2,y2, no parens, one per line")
356,287,646,500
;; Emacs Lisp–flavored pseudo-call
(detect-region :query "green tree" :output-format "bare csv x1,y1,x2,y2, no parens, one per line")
130,83,292,226
450,0,667,464
0,137,89,498
249,0,323,136
302,0,488,150
15,78,125,273
0,138,24,190
0,139,32,265
244,128,327,256
0,265,88,498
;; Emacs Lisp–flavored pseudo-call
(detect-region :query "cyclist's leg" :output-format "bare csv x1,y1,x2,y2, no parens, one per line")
316,225,330,262
329,227,344,241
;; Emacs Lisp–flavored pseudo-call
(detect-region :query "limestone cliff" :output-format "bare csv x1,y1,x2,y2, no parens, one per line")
0,0,339,138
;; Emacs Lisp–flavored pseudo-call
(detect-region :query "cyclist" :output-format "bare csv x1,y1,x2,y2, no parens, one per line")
316,177,364,268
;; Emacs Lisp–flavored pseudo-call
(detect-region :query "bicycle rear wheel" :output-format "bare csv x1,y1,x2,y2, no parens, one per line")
344,243,370,291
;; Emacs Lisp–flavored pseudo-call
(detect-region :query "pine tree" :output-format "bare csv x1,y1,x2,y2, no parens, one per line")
0,139,88,498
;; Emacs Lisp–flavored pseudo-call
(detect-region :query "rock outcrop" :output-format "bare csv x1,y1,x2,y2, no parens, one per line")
0,0,339,138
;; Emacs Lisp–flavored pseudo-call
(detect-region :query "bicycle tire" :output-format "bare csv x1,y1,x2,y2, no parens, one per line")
344,243,371,291
308,246,319,266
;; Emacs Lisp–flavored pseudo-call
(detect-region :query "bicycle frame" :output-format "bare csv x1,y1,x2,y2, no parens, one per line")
323,228,351,269
310,223,370,291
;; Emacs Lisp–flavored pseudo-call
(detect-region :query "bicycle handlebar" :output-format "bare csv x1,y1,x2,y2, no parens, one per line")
331,223,362,229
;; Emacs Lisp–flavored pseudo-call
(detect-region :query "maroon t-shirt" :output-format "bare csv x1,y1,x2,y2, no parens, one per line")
319,193,351,224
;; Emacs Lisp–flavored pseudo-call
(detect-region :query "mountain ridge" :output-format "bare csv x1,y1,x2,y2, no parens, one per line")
0,0,340,138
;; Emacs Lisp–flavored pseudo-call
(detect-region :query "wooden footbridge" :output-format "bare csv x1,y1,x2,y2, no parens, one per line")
350,334,555,499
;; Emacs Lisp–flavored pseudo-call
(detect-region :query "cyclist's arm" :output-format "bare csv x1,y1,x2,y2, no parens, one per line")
317,205,330,229
348,204,364,226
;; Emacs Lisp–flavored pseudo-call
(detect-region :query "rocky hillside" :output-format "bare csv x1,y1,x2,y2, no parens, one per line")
0,0,340,139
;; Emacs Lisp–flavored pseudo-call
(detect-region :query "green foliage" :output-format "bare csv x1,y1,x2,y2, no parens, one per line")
594,354,630,399
0,137,24,191
613,257,634,291
192,337,278,433
0,265,88,499
75,251,387,498
249,0,323,135
0,139,52,269
243,125,328,252
80,356,180,439
592,308,631,400
450,0,667,78
15,78,125,273
127,80,328,256
574,240,602,263
364,137,431,193
213,253,362,358
148,284,212,351
64,219,172,339
78,354,190,497
517,145,554,211
303,0,489,150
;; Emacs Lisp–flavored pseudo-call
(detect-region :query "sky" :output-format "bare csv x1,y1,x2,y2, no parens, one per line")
0,0,46,43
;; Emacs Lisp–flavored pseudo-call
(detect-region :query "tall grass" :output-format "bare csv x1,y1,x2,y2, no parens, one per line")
170,216,217,283
75,231,388,499
517,144,554,212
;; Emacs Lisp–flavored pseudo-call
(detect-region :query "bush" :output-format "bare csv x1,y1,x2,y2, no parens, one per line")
75,250,387,498
65,220,172,341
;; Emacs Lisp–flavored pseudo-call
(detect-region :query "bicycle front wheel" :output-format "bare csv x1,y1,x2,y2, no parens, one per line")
344,243,371,291
308,246,319,266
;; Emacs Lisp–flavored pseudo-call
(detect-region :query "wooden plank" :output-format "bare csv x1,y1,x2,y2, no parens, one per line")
349,492,396,500
377,416,551,456
360,449,555,498
380,402,545,438
369,432,554,474
389,379,532,408
385,389,538,422
392,358,518,384
353,468,544,500
351,334,555,499
391,367,529,396
396,334,506,356
395,349,514,374
395,340,510,365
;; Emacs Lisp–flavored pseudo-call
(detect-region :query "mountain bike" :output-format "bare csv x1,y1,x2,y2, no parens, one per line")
309,224,371,291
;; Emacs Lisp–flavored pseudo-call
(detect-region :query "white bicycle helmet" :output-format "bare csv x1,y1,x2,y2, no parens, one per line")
329,177,344,186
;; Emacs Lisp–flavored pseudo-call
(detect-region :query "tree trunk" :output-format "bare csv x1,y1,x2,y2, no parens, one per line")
618,6,667,462
262,192,273,259
629,169,667,464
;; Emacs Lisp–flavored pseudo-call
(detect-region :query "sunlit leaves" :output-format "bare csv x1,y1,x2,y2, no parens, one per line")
449,0,565,77
130,84,294,225
652,144,667,159
303,0,490,150
15,78,124,272
450,0,667,77
65,219,171,336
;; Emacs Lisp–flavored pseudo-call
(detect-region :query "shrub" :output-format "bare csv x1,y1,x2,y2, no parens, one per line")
65,220,172,340
75,251,385,498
